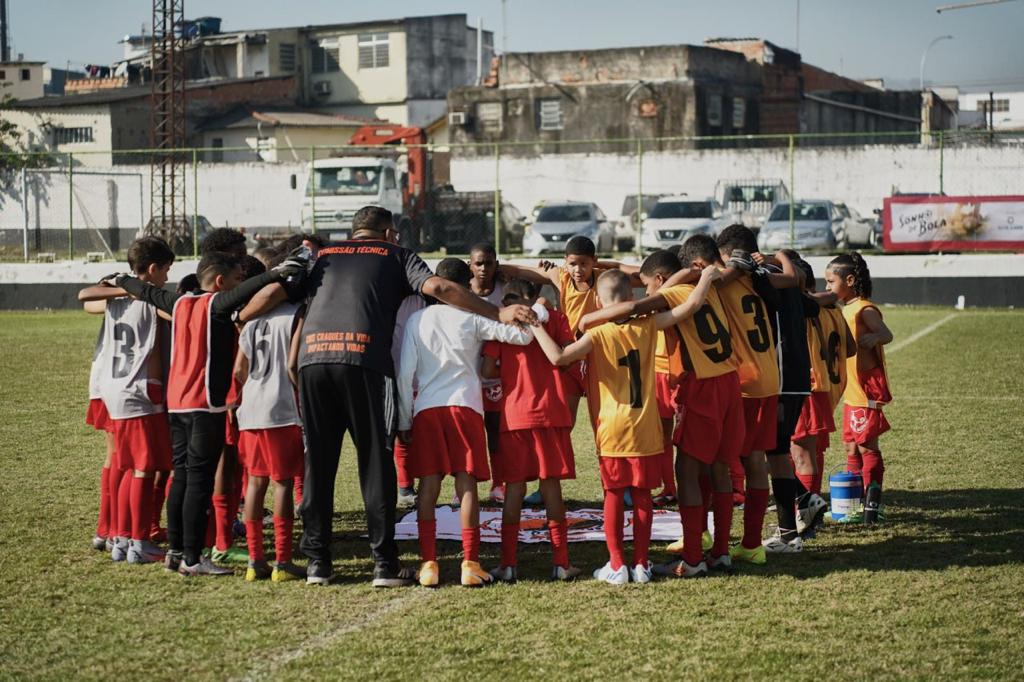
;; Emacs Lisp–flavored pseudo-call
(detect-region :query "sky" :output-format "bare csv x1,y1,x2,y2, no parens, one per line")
7,0,1024,93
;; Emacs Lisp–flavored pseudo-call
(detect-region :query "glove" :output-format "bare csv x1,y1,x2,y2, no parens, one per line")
531,302,550,324
272,246,312,280
727,249,756,273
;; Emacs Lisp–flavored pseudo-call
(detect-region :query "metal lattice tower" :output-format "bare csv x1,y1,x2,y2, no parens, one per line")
149,0,187,245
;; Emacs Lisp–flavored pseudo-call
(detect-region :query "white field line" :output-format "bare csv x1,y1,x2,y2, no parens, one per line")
896,395,1022,400
886,313,957,355
235,589,435,682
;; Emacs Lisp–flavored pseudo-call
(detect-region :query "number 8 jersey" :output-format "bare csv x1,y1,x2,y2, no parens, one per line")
97,297,164,419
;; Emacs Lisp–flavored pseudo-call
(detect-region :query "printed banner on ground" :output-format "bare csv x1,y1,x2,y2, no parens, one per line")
395,506,711,543
884,195,1024,252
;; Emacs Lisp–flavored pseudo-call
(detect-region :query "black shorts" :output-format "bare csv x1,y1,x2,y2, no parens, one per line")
768,394,807,456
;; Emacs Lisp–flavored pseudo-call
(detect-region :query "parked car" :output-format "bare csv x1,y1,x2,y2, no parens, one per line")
715,179,789,234
522,201,615,256
833,202,882,248
757,200,854,252
615,193,665,251
639,196,728,253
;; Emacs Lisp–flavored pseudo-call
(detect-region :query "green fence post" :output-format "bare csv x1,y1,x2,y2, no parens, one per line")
192,148,199,259
68,152,74,260
788,135,795,248
938,130,945,195
494,143,501,258
636,138,643,258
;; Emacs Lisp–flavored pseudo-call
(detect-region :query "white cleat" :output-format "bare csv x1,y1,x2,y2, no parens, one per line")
593,562,629,585
763,531,803,554
797,494,829,536
629,562,653,584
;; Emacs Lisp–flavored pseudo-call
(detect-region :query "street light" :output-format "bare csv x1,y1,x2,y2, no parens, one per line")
920,35,954,91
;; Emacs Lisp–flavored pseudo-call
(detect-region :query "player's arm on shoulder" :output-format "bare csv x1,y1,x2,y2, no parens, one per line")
114,274,178,314
498,263,559,288
237,282,287,324
477,312,534,346
759,250,802,289
857,306,893,348
655,265,720,329
83,300,107,314
78,282,127,303
597,260,643,286
578,301,634,332
808,290,839,306
661,266,700,289
423,275,537,326
533,320,593,366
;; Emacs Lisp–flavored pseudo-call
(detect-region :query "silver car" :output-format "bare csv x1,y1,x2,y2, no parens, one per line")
522,201,615,256
758,200,848,252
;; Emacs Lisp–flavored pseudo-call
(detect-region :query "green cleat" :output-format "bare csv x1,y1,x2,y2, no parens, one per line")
212,546,250,564
702,531,714,552
729,543,767,565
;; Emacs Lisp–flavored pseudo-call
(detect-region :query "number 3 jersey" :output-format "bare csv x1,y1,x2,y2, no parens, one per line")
714,276,780,399
97,297,168,419
586,316,662,458
235,303,302,431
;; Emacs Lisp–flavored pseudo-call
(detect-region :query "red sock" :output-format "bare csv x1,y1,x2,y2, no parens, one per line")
712,491,733,558
698,474,712,532
462,526,480,562
680,504,704,566
129,476,154,541
501,522,520,567
659,445,676,495
796,472,815,495
149,476,166,537
273,515,293,564
812,448,826,495
742,487,770,549
548,520,569,568
418,520,437,561
394,441,412,490
604,488,626,570
847,451,863,474
860,449,884,490
97,467,111,538
731,456,746,505
212,494,231,551
631,488,653,567
245,519,264,561
293,474,304,506
116,469,132,538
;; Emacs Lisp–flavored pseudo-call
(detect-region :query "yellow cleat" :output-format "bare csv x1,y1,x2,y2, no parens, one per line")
666,536,685,554
702,531,714,552
271,562,304,582
245,560,271,582
418,560,440,588
460,560,494,587
729,543,767,566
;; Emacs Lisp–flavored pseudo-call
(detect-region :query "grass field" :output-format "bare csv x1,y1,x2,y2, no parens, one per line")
2,307,1023,680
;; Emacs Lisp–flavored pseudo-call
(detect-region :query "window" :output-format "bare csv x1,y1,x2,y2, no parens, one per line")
310,40,340,74
53,127,94,145
537,99,564,131
732,97,746,128
20,68,30,81
476,101,502,133
383,167,396,190
279,43,296,71
0,70,6,79
978,99,1010,113
706,94,722,126
358,32,390,69
211,138,224,163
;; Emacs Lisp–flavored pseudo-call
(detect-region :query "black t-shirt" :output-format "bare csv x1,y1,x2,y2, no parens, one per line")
754,265,818,394
298,240,434,376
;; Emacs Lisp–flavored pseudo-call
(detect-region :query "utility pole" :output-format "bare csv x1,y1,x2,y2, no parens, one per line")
0,0,10,62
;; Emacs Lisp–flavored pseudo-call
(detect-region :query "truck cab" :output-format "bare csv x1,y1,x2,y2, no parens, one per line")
300,157,404,241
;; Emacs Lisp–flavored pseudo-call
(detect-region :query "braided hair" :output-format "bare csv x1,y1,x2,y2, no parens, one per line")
828,251,872,298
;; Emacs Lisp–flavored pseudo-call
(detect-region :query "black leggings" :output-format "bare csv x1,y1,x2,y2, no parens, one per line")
168,411,226,565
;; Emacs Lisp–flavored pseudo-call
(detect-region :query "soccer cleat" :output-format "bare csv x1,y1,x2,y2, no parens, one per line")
105,537,115,553
418,561,440,588
461,560,494,587
702,531,714,552
163,550,182,573
729,543,767,566
666,536,685,554
489,565,518,584
398,487,417,507
178,556,233,577
796,494,829,536
246,560,272,582
707,553,734,574
211,546,249,564
110,537,129,562
550,565,582,582
653,559,708,579
523,489,544,506
489,485,506,504
630,561,653,584
272,562,305,583
306,559,333,585
127,540,165,565
373,565,417,588
652,492,677,507
763,531,803,554
92,536,107,551
593,562,629,585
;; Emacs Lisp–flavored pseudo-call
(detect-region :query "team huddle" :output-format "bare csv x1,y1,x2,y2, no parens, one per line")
82,205,894,586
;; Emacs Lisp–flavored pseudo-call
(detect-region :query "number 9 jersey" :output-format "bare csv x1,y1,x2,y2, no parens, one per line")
586,316,663,458
97,297,165,419
660,284,738,380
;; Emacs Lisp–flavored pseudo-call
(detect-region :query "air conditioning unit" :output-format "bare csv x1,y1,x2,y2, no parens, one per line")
448,110,468,126
312,81,331,96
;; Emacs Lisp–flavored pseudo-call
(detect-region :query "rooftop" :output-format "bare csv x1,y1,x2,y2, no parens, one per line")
198,106,383,131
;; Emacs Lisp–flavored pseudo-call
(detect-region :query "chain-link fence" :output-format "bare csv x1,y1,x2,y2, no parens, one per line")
1,129,1020,261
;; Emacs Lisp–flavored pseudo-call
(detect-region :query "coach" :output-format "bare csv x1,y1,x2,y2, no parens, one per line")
295,206,535,587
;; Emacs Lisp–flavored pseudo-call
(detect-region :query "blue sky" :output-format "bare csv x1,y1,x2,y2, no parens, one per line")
8,0,1024,92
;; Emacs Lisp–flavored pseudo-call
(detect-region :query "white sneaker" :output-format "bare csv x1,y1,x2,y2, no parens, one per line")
126,539,165,564
91,535,107,551
489,565,518,584
178,555,233,577
629,562,653,584
550,565,582,582
763,531,803,554
110,537,129,562
797,494,829,536
593,562,629,585
398,487,417,507
707,553,734,573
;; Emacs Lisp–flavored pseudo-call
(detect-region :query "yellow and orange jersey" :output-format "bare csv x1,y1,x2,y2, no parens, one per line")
660,284,737,380
715,276,780,398
809,306,853,412
585,315,663,457
842,298,891,408
558,268,599,336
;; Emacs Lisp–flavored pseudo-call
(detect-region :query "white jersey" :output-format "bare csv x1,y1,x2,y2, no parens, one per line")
98,297,163,419
88,318,107,400
236,303,301,431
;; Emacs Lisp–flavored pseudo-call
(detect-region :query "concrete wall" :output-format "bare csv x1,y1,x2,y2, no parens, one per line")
1,104,115,166
0,62,45,100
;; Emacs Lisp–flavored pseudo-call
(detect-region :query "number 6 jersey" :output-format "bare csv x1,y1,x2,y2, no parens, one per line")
236,303,302,431
97,297,165,419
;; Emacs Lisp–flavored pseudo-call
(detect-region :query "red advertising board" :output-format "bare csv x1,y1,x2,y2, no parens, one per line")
884,195,1024,252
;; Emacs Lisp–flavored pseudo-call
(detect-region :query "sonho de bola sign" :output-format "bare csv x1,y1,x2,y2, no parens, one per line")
884,195,1024,252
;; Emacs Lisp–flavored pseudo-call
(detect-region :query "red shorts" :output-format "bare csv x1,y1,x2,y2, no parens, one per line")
482,382,503,413
496,427,575,483
111,412,172,472
85,398,113,433
599,455,662,491
842,404,891,445
674,371,744,466
741,395,779,455
655,372,677,420
409,407,489,480
792,392,835,442
859,365,893,404
238,425,304,481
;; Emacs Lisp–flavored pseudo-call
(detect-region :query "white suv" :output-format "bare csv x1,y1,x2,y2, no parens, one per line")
639,196,728,253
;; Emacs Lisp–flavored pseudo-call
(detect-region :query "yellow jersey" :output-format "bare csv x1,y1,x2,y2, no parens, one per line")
660,284,736,380
586,316,663,457
812,306,853,410
558,268,599,336
715,276,780,398
842,298,891,408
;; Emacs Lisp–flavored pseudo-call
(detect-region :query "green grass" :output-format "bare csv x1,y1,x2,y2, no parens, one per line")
1,307,1023,680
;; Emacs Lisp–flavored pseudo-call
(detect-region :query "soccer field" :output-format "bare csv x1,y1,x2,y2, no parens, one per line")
2,307,1023,680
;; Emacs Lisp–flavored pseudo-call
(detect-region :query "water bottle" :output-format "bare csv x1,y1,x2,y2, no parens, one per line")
863,482,882,524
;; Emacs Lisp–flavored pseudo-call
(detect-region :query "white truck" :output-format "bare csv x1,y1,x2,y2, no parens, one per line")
299,157,404,241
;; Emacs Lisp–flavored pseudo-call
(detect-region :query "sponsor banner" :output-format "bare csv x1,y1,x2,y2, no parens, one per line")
884,195,1024,252
395,506,712,543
